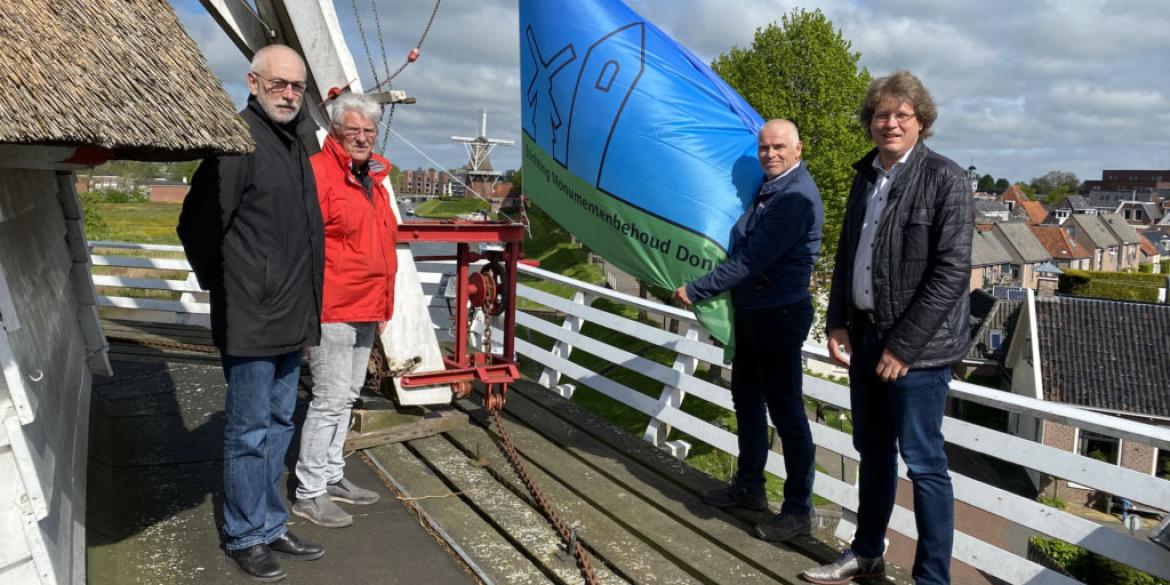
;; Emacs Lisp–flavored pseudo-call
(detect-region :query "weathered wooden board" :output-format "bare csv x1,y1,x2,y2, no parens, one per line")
405,435,629,584
366,442,552,585
444,422,728,585
344,408,468,451
488,383,847,582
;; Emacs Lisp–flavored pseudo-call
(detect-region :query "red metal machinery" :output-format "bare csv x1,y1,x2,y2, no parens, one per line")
395,219,525,411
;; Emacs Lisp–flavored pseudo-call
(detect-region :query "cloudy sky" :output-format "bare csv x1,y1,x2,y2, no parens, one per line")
171,0,1169,184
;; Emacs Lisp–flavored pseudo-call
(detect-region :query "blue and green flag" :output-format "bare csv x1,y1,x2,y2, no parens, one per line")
519,0,764,344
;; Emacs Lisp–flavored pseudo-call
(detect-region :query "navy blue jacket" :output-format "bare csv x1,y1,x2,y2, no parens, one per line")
686,162,823,309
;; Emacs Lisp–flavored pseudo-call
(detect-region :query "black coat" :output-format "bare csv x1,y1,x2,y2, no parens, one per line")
826,144,973,367
178,98,325,357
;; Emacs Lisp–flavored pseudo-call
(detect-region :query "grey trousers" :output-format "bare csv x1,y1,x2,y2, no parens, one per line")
295,321,376,499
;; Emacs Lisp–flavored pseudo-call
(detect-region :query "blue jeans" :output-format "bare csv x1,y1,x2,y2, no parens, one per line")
221,351,301,550
730,299,816,516
296,322,376,499
848,321,953,585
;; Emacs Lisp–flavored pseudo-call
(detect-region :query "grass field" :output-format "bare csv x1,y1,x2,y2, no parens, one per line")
88,201,182,244
413,197,491,219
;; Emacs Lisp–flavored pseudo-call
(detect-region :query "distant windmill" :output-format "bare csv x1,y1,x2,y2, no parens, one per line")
451,109,514,197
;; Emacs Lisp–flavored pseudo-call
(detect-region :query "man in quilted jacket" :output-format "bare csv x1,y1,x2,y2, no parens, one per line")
802,70,973,585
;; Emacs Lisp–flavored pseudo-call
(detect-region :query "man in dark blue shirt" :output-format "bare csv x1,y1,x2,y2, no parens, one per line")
674,119,823,542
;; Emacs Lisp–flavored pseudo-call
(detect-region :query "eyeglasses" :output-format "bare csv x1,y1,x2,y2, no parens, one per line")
873,111,916,124
252,73,307,96
340,126,377,139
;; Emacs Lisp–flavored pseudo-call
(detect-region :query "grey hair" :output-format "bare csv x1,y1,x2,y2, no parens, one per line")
249,44,304,74
759,119,800,144
329,92,382,128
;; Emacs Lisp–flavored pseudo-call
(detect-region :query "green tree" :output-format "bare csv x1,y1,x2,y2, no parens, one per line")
165,160,200,183
1031,170,1080,195
977,174,996,192
78,191,107,239
510,168,523,193
1016,182,1037,199
995,178,1011,191
711,8,871,288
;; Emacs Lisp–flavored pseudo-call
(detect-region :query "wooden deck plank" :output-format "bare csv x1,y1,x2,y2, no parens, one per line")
444,419,715,585
366,442,552,585
405,435,631,584
487,382,838,584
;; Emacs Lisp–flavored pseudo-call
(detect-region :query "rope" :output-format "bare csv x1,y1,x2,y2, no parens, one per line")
106,334,219,354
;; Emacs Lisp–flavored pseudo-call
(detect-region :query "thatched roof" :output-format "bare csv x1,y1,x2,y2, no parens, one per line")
0,0,253,161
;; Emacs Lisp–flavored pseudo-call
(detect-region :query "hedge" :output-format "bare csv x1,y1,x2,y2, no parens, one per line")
1029,537,1168,585
1162,259,1170,274
1059,269,1167,302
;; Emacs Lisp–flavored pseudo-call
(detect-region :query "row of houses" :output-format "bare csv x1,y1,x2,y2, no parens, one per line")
960,182,1170,512
970,185,1170,290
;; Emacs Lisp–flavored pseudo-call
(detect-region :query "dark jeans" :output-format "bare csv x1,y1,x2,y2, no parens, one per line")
848,321,953,585
731,299,815,516
221,351,301,550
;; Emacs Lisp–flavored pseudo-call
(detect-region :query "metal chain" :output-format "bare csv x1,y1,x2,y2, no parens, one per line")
372,0,443,91
368,0,396,152
489,406,600,585
350,0,384,90
370,0,393,86
349,0,392,152
482,312,493,358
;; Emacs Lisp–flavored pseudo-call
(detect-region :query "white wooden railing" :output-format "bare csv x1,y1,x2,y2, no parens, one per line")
89,240,1170,585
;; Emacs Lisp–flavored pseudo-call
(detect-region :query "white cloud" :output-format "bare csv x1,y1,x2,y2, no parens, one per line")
171,0,1170,182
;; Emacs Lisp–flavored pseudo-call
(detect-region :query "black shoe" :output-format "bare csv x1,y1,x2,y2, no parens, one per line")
702,478,769,511
269,531,325,561
754,512,813,542
227,544,286,583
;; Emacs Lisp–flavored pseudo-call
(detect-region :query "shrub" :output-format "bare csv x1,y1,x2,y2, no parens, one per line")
1038,495,1066,509
1058,269,1166,302
78,191,108,238
1029,537,1168,585
1138,263,1154,274
98,189,149,203
1162,259,1170,274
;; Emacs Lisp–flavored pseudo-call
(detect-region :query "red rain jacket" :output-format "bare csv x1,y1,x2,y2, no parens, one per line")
311,135,398,323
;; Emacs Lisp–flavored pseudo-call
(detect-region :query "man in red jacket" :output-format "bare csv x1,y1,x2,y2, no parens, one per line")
292,92,398,528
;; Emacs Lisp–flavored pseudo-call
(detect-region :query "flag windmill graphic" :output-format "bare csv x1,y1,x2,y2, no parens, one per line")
520,0,766,345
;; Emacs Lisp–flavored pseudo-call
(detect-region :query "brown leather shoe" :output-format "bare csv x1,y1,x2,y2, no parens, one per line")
227,544,286,582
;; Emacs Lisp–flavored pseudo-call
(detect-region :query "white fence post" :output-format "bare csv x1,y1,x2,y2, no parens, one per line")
643,325,699,449
536,291,588,393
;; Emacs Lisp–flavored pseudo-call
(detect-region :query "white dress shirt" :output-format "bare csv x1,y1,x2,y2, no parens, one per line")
852,147,915,311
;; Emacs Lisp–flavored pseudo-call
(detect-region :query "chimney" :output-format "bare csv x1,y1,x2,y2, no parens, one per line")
1037,275,1058,298
1035,261,1062,298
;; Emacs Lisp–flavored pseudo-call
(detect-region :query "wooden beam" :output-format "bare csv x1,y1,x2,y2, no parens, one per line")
198,0,272,59
344,408,468,451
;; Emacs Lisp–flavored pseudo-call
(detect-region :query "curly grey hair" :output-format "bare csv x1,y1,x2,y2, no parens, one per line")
328,92,382,128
